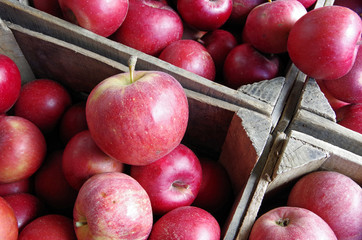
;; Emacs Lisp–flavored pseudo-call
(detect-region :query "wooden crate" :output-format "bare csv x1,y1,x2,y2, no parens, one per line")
234,130,362,240
0,0,313,131
0,19,277,240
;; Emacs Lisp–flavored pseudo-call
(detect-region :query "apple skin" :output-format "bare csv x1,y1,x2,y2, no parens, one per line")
59,101,88,145
18,214,77,240
0,178,32,197
177,0,232,31
112,0,183,56
287,171,362,240
287,6,362,80
335,104,362,134
321,47,362,104
32,0,64,18
297,0,317,9
62,130,124,190
316,79,349,111
243,0,307,54
223,43,280,89
3,193,46,231
159,39,216,81
226,0,265,27
249,206,337,240
149,206,220,240
86,70,189,166
0,54,21,114
0,115,47,184
14,79,72,133
130,144,202,215
58,0,129,37
73,172,153,240
0,196,18,240
34,150,78,215
200,29,238,76
192,158,233,218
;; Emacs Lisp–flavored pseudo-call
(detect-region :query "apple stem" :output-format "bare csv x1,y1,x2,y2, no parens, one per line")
276,218,290,227
75,220,88,228
128,55,138,83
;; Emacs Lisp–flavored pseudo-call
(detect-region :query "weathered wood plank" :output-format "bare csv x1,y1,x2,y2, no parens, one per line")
0,19,34,83
288,109,362,156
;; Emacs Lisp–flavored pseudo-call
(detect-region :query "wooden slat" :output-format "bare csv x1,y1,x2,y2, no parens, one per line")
0,19,34,83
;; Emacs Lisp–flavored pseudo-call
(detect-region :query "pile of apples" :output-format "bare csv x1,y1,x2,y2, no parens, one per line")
248,170,362,240
31,0,362,134
0,54,234,239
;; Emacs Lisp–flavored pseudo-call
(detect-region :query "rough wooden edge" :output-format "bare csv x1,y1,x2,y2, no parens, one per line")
288,109,362,156
0,18,35,83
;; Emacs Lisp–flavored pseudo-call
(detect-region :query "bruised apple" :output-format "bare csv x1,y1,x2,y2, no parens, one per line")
86,57,188,166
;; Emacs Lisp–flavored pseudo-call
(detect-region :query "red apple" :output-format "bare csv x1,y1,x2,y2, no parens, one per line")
199,29,238,76
32,0,63,18
287,171,362,240
58,0,129,37
111,0,183,56
62,130,124,190
223,43,280,89
226,0,265,27
73,172,153,240
86,59,189,166
192,158,233,216
34,150,78,214
59,101,88,145
287,6,362,80
0,115,46,184
316,79,349,111
130,144,202,215
148,206,220,240
0,196,18,240
0,178,32,197
0,54,21,114
3,193,46,231
177,0,233,31
321,47,362,104
249,206,337,240
18,214,77,240
14,79,72,133
243,0,307,54
335,104,362,134
159,39,216,81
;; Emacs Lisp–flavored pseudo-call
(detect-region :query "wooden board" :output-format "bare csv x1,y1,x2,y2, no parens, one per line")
0,19,275,240
234,130,362,240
